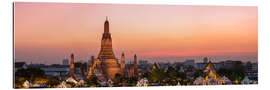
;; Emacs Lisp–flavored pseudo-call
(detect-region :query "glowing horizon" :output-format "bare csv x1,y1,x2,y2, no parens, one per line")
14,2,257,64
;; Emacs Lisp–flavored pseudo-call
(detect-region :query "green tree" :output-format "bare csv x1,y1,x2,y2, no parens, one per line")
217,68,231,77
147,68,166,84
15,68,46,82
166,66,178,85
86,75,99,87
175,63,183,71
193,70,205,78
47,77,61,87
113,73,125,86
176,72,187,85
167,66,177,80
80,62,88,75
217,61,245,82
230,61,245,81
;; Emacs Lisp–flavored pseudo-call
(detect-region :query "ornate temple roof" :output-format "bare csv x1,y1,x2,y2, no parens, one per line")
151,62,160,70
203,61,217,78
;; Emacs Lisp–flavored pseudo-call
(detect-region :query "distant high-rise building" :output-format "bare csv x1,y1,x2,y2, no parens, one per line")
87,60,91,71
70,53,75,76
62,59,69,65
120,53,125,75
134,54,138,76
203,57,208,63
87,56,95,66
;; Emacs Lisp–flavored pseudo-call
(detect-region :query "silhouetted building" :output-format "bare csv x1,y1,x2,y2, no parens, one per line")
203,57,208,63
40,65,69,77
14,62,27,71
184,59,195,67
138,60,148,65
62,59,69,65
87,56,95,71
91,56,95,65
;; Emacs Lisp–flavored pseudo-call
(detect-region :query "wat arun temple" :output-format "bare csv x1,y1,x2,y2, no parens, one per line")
69,17,138,81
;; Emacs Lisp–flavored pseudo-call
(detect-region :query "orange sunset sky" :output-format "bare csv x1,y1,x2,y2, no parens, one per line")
14,2,258,64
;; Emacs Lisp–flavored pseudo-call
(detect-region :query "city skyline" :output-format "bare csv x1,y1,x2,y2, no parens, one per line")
14,2,257,64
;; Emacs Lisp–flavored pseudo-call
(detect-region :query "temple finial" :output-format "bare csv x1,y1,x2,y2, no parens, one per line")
106,16,108,21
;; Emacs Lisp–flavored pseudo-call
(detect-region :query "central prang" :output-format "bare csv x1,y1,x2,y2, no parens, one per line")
86,17,138,80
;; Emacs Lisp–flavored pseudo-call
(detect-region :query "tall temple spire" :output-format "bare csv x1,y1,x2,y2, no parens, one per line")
98,17,115,59
95,17,120,79
104,16,109,33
